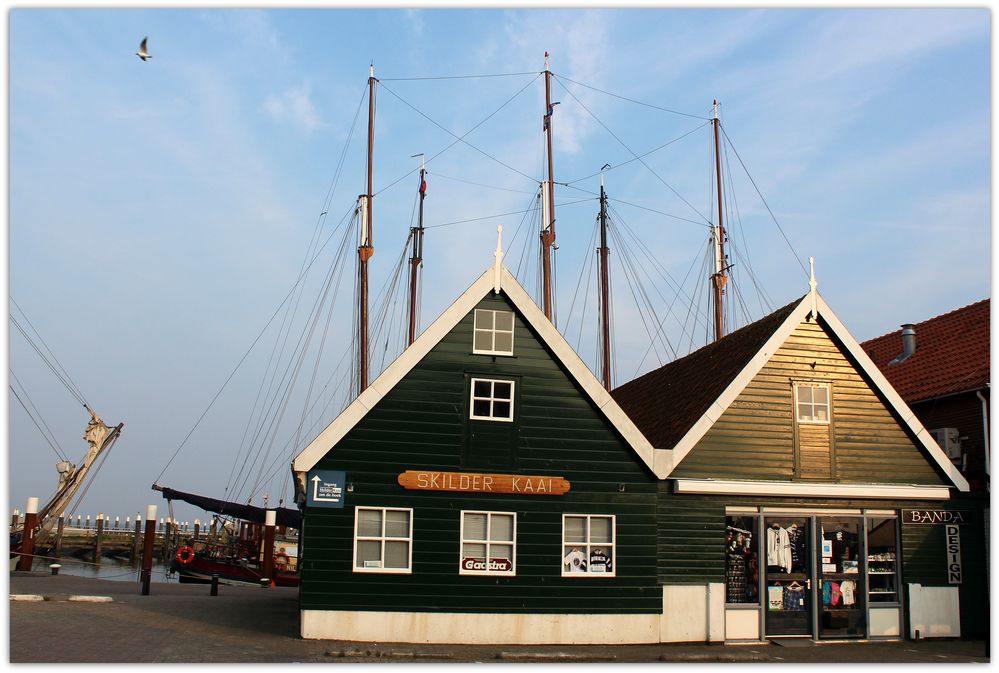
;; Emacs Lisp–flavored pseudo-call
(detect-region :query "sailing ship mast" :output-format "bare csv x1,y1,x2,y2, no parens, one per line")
598,167,612,391
359,64,376,393
541,52,558,321
408,155,427,346
710,99,728,342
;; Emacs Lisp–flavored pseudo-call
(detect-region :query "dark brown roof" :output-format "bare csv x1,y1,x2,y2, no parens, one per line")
612,297,804,451
861,299,989,403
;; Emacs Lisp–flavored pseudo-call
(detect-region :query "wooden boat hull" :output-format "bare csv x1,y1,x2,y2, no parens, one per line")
173,556,299,587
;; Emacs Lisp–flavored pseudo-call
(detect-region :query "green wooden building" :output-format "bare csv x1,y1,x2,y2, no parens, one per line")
292,261,976,644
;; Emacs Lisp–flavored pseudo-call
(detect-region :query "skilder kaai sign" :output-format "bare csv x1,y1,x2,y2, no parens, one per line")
398,470,570,496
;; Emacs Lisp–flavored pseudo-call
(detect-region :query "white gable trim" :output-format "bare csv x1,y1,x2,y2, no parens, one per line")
664,294,968,492
673,478,951,500
293,267,665,477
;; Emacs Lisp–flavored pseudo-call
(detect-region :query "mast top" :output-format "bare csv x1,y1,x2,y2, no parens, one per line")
493,225,504,294
544,51,549,71
712,99,719,119
370,63,374,78
600,163,610,189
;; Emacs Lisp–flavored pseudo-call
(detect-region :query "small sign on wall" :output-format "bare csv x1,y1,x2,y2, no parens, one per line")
945,524,962,585
307,470,346,508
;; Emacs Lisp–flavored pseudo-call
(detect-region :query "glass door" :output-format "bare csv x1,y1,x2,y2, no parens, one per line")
764,517,811,636
816,517,866,639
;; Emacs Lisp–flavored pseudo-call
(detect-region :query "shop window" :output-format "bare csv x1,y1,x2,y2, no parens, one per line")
795,383,830,423
473,309,515,355
725,516,759,604
460,511,515,575
562,515,615,577
353,507,413,573
866,517,899,603
469,378,515,422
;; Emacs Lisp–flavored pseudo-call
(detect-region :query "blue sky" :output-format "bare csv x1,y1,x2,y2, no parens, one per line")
8,8,990,522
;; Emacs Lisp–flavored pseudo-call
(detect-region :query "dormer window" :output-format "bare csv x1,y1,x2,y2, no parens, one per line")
795,383,830,424
473,309,515,356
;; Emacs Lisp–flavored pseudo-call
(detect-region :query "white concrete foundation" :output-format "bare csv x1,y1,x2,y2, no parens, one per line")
302,610,661,644
659,583,725,643
908,584,960,638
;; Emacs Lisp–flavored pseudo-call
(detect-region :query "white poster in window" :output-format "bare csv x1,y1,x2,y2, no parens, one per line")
767,585,783,611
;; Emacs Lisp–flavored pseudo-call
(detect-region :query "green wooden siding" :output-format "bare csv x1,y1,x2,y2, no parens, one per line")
671,318,947,485
301,292,660,614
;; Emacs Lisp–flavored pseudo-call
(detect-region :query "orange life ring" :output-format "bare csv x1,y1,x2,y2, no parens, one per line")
274,551,290,571
175,546,195,565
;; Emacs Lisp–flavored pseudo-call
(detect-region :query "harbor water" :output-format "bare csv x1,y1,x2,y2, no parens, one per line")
28,555,178,583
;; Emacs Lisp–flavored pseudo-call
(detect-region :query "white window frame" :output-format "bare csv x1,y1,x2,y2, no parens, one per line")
472,308,515,356
469,377,515,422
459,510,517,576
794,382,831,425
561,514,616,578
352,506,414,574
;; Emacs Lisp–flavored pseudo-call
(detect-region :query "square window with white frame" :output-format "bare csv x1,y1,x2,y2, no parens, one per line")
460,511,516,575
795,382,830,423
473,309,515,355
469,378,515,422
353,507,413,573
562,514,615,576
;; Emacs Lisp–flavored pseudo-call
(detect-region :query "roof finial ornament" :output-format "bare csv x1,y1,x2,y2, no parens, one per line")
809,256,818,320
493,224,504,294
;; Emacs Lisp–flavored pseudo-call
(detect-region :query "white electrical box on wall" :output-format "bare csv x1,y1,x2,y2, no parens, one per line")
929,427,961,461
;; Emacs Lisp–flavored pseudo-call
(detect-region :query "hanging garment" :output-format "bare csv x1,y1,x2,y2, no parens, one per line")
766,526,792,573
767,585,784,611
840,580,856,606
822,580,832,605
727,553,747,603
830,582,842,606
788,526,807,572
783,585,807,611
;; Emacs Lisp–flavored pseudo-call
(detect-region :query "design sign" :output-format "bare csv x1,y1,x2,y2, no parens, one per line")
461,557,512,572
307,470,346,508
901,509,974,525
398,470,570,496
945,524,962,585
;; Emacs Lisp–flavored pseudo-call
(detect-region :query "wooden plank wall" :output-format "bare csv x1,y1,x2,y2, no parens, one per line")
301,293,661,614
671,318,947,485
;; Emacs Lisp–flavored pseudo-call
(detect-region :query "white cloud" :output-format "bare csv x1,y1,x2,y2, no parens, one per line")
263,82,323,132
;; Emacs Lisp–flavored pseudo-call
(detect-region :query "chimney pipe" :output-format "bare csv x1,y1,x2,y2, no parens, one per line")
889,323,917,364
901,324,916,358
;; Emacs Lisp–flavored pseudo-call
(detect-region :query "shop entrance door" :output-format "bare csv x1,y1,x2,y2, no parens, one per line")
816,517,866,639
763,517,811,636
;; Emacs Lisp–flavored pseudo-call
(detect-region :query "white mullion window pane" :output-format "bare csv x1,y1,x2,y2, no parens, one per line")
461,511,515,575
354,507,412,573
563,514,615,577
473,309,515,355
469,378,515,421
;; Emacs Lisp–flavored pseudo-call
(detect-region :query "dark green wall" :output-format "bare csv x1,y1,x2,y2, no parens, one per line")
301,292,661,614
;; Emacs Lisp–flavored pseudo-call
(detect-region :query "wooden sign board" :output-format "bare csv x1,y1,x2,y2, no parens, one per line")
398,470,570,496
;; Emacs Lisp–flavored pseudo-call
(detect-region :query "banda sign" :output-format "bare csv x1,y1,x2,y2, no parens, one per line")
398,470,570,496
901,510,974,525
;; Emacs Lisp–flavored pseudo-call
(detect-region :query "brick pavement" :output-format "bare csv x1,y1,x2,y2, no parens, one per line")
7,572,989,663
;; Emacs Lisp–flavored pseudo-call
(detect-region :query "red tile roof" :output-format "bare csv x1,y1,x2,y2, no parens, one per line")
861,299,989,404
612,297,804,451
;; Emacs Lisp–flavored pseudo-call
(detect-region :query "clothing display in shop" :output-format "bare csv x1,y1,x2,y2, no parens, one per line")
563,548,587,573
727,553,747,603
766,583,807,611
840,580,856,606
766,524,792,573
589,548,611,573
787,524,806,572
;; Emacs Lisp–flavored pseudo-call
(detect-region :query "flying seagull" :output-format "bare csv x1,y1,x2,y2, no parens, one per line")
136,37,151,61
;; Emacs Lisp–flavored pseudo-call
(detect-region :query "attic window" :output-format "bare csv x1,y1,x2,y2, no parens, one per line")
473,309,515,355
469,378,515,422
795,383,830,424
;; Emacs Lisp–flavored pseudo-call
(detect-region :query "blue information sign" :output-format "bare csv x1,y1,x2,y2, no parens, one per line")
307,470,346,508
